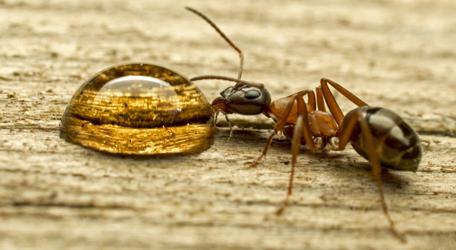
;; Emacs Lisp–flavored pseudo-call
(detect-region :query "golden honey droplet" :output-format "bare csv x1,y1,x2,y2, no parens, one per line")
60,63,214,155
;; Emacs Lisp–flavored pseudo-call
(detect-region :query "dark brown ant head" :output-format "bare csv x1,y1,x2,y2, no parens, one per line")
212,83,271,115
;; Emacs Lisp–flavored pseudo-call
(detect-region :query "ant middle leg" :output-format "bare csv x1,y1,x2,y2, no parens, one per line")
306,90,316,111
249,90,316,167
276,92,318,215
316,87,326,112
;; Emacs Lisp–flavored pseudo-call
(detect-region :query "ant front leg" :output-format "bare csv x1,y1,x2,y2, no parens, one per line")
223,113,234,141
337,109,406,243
248,94,297,168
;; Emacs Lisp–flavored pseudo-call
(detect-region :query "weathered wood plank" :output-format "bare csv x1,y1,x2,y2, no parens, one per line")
1,0,456,249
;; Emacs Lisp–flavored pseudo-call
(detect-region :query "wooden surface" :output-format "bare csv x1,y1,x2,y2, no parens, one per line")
1,0,456,249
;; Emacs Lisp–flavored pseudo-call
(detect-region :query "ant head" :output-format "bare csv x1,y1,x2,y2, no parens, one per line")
212,83,271,115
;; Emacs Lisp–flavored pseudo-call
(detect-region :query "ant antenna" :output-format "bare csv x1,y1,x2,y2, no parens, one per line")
185,7,244,83
191,75,264,89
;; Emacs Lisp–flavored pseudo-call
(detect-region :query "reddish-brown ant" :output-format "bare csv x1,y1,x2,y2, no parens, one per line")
187,7,422,242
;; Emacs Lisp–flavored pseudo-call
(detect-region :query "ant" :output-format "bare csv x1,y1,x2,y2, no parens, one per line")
186,7,422,242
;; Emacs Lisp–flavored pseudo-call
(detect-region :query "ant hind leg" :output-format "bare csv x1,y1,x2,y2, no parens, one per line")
336,110,406,243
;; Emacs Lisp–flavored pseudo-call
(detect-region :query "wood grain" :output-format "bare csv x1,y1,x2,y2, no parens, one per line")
1,1,455,249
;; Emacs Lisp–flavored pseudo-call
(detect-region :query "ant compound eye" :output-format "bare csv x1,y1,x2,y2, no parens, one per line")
220,87,234,98
244,89,261,99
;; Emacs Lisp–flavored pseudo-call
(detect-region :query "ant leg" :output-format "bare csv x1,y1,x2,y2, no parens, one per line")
276,93,317,215
279,90,316,113
276,115,304,215
212,111,233,140
316,87,326,112
337,111,406,243
320,78,368,107
224,113,234,141
320,78,368,126
248,95,297,167
307,91,316,111
296,92,317,151
213,112,219,127
249,90,315,167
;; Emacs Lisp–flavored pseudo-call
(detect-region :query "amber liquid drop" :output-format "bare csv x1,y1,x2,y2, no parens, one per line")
60,63,214,155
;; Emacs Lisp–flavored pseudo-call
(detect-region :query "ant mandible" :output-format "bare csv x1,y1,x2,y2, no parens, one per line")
186,7,422,243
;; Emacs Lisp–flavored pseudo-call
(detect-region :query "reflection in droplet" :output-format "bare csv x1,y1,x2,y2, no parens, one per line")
60,63,214,155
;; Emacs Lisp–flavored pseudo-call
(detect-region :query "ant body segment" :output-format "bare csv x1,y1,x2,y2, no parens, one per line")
187,7,422,242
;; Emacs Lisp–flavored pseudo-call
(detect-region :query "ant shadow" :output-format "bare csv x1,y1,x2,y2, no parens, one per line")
221,128,411,190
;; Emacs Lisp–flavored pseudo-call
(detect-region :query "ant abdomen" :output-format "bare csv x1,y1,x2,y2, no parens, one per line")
346,106,422,171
